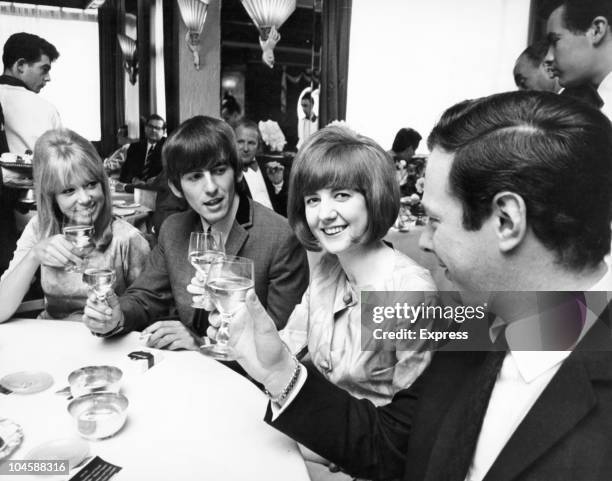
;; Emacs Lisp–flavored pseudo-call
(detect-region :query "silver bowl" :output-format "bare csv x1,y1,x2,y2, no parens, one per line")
68,366,122,399
67,392,128,440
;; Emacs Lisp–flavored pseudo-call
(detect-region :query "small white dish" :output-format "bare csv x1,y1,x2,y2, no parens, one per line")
25,438,89,469
0,371,54,394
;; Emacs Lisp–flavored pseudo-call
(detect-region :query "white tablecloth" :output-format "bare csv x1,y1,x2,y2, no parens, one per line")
0,318,309,481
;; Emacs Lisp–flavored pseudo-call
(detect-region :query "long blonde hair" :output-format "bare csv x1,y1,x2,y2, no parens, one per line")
33,128,113,241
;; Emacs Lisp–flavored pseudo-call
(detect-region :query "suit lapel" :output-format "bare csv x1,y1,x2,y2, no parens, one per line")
483,355,597,481
224,195,252,256
483,309,612,481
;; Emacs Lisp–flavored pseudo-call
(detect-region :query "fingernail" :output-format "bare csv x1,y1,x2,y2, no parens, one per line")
106,309,112,315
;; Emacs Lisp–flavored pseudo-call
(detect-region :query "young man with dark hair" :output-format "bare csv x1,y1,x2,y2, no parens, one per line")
208,91,612,480
83,116,308,351
0,32,61,153
546,0,612,118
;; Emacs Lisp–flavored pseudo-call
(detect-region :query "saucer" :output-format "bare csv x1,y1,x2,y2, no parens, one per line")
0,371,54,394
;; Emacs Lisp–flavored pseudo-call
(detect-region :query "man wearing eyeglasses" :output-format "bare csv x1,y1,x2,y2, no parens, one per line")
119,114,166,184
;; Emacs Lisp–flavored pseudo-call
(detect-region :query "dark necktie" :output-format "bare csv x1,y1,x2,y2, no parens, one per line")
141,143,155,179
435,349,506,481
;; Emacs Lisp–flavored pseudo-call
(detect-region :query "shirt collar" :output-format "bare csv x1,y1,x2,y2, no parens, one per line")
597,71,612,99
490,290,605,382
200,194,240,246
0,74,29,90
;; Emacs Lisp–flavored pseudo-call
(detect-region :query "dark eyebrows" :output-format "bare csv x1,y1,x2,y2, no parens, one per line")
546,32,559,44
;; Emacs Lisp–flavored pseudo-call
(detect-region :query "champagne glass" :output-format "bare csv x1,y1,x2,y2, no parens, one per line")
200,256,254,361
82,267,116,305
62,210,95,272
188,231,225,309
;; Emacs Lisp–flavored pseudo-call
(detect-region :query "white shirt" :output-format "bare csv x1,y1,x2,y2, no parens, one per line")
243,166,273,209
466,270,611,481
597,71,612,121
0,83,61,154
297,116,319,149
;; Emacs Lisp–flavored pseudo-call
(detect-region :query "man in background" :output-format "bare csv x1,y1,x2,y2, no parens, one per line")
119,114,166,185
0,32,60,154
514,40,560,92
546,0,612,118
297,91,318,149
235,119,288,217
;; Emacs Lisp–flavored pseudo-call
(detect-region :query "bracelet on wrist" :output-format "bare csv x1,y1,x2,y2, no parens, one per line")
264,355,302,405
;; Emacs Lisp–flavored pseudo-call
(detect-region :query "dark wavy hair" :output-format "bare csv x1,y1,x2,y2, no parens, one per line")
2,32,59,69
391,128,422,153
428,90,612,271
163,116,240,193
559,0,612,32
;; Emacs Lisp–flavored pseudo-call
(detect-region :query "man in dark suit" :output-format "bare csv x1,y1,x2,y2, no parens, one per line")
118,114,166,184
207,92,612,480
83,116,308,351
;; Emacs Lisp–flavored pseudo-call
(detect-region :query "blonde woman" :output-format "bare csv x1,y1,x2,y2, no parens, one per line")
0,129,150,321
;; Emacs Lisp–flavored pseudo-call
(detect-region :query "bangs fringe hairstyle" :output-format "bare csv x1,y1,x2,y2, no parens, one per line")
288,126,400,251
163,115,240,192
33,128,112,241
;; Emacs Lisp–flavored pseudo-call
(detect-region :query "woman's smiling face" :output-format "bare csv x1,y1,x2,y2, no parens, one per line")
304,187,368,255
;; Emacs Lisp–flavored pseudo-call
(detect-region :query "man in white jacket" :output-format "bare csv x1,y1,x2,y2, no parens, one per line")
0,32,61,154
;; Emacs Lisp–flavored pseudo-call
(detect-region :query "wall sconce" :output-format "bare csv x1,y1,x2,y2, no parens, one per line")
117,33,138,85
177,0,210,70
241,0,296,68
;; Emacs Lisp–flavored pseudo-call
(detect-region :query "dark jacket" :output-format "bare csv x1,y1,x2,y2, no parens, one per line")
268,305,612,481
119,137,165,184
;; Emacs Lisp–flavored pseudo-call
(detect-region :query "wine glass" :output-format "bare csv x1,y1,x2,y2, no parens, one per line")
82,267,116,305
62,210,95,272
200,256,254,361
188,231,225,308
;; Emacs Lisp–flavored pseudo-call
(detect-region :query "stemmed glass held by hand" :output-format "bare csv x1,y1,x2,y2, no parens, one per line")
62,210,95,272
188,231,225,308
200,255,254,361
82,267,116,306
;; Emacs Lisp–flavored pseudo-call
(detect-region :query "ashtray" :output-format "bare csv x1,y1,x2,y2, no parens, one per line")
67,392,128,440
68,366,122,398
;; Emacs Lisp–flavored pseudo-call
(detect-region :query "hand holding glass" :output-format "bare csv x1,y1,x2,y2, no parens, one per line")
62,211,95,272
200,256,254,361
188,231,225,308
